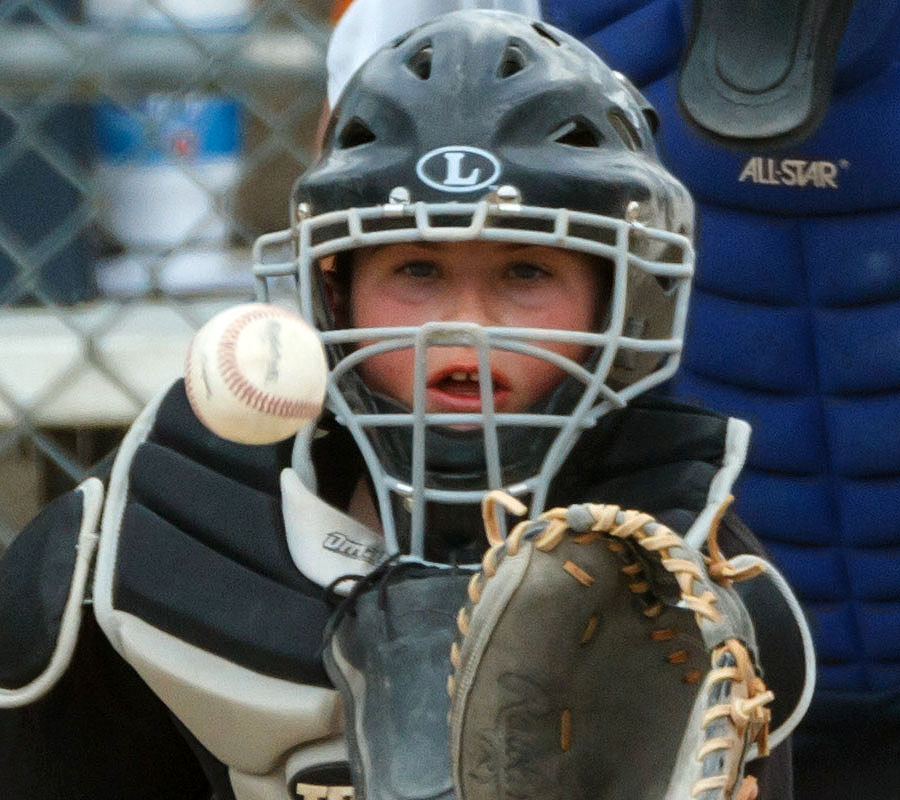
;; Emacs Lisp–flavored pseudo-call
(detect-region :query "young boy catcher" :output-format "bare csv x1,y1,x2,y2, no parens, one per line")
0,10,813,800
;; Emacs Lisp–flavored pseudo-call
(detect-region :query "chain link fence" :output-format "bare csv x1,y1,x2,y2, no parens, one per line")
0,0,331,549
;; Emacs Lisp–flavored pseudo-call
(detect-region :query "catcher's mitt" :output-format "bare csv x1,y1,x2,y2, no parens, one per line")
448,492,809,800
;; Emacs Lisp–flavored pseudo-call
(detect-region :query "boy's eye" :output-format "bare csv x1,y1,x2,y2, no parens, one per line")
398,260,437,278
506,261,549,280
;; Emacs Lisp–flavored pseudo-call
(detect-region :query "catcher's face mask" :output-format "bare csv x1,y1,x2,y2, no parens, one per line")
253,9,695,560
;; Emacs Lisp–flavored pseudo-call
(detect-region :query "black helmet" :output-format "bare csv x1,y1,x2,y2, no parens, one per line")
304,11,689,229
254,9,695,562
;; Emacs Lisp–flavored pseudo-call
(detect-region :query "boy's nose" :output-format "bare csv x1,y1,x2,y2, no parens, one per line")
445,283,498,325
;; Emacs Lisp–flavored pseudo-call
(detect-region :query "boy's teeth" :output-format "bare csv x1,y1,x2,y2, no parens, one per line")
450,371,477,381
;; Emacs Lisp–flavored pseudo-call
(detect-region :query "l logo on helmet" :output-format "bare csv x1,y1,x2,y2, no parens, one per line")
416,146,501,193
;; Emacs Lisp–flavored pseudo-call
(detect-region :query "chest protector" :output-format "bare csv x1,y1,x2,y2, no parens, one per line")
90,380,767,800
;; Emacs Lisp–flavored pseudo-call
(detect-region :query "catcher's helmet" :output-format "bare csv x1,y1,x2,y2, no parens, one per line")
253,9,695,561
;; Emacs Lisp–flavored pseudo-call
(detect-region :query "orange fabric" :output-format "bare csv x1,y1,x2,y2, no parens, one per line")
330,0,356,23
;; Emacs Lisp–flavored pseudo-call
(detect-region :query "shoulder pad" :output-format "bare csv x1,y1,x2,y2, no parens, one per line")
93,380,345,775
552,396,750,542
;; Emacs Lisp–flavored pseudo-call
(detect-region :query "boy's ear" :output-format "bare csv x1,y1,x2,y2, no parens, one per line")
320,257,350,327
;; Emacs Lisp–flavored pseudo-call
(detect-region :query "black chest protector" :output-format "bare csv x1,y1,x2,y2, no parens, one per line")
83,380,748,800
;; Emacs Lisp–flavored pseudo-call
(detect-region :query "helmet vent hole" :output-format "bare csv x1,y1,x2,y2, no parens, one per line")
337,118,376,149
391,31,412,48
551,118,602,148
607,109,641,151
532,22,561,45
498,44,526,78
406,44,433,80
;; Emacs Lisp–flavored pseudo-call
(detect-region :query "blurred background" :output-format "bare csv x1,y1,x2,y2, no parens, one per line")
0,0,330,550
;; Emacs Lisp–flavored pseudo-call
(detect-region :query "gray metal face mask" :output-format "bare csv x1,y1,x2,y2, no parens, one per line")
253,193,693,560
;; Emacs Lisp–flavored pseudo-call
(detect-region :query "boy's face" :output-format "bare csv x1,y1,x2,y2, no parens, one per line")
347,241,604,414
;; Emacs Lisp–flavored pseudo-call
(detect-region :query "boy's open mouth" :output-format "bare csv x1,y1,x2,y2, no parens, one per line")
426,366,511,410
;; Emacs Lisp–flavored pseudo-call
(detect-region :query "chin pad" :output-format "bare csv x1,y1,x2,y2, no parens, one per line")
678,0,856,149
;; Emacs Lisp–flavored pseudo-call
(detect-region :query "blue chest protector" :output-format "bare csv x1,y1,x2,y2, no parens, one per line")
540,0,900,716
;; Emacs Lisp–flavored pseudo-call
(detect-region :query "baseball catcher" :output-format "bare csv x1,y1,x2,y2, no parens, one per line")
0,10,812,800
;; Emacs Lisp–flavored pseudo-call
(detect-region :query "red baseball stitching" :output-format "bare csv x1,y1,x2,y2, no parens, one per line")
217,306,324,420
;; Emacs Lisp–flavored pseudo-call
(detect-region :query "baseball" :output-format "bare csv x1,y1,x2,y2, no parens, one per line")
184,303,328,445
